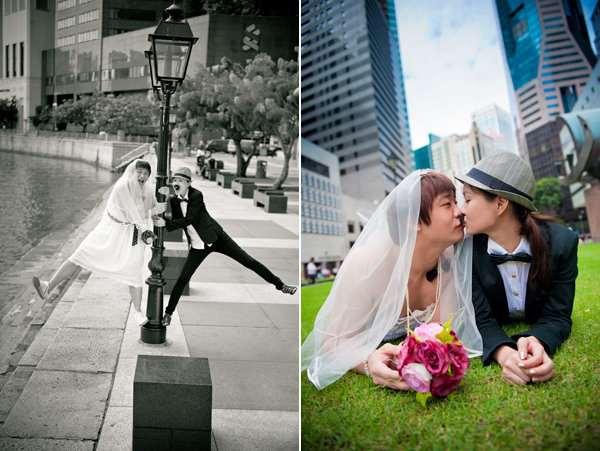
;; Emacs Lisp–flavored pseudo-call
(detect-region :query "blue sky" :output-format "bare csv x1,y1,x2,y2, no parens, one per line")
395,0,598,149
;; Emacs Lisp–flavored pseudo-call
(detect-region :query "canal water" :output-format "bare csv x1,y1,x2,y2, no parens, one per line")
0,150,119,276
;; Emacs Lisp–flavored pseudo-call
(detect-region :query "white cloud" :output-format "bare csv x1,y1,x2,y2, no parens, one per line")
396,0,513,149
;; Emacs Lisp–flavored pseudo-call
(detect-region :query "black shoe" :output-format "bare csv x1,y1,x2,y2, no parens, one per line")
280,284,297,295
162,313,172,326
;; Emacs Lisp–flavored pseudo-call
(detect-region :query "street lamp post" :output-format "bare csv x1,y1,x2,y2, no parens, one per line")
168,109,177,181
141,0,197,344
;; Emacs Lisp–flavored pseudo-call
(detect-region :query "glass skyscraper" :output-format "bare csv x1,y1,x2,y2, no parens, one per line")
494,0,596,134
301,0,411,201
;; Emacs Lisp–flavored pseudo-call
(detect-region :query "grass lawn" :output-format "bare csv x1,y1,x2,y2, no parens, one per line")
301,243,600,450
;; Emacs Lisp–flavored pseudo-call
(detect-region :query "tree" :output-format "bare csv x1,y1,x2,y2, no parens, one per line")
0,97,19,128
52,93,105,132
181,0,297,18
177,53,299,184
534,177,563,216
30,105,53,129
258,57,299,189
89,94,157,135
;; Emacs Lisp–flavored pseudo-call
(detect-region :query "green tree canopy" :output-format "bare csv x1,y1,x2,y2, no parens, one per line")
534,177,564,215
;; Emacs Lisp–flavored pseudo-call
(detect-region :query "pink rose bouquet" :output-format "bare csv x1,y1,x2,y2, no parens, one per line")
396,319,469,407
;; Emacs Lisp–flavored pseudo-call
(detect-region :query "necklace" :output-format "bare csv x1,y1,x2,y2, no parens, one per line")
405,257,442,333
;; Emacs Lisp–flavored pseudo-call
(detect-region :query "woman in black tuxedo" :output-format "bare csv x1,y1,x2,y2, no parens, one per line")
457,152,578,386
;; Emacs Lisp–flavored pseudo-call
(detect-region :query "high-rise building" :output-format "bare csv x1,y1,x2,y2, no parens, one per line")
471,103,519,155
300,0,411,202
0,2,298,131
494,0,596,135
494,0,596,222
590,0,600,53
301,139,345,266
413,134,439,170
430,123,496,183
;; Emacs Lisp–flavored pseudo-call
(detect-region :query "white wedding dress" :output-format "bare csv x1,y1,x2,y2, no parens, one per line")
69,159,155,287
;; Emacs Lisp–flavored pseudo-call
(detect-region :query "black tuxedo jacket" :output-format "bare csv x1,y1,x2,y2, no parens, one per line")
472,221,578,365
165,186,223,245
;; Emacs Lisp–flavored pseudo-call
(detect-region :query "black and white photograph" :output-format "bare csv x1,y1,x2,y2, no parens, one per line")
0,0,299,449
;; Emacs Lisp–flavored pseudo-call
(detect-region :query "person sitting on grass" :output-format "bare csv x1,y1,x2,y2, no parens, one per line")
301,171,483,390
32,159,168,326
457,152,578,386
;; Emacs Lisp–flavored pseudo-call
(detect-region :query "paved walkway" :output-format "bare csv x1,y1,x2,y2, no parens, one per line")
0,152,299,450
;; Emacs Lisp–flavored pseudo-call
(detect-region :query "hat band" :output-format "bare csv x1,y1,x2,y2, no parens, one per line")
466,167,533,201
173,172,191,181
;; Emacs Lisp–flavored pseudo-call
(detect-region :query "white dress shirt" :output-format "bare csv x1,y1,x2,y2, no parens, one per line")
178,190,204,250
487,236,531,319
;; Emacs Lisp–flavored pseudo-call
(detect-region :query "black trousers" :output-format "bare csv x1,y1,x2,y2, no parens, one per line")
165,231,282,315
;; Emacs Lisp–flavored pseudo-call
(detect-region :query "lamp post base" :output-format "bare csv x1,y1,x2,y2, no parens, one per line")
141,278,167,344
140,323,167,344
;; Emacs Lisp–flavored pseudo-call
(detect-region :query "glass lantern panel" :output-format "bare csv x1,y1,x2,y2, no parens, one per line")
153,39,190,81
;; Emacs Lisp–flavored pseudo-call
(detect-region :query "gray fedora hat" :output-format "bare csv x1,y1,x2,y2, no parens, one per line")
455,152,537,211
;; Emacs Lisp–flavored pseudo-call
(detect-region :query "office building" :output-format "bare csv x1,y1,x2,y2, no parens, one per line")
591,0,600,53
494,0,596,221
0,2,298,131
413,134,439,170
494,0,596,135
0,1,54,130
429,122,496,190
301,139,345,267
471,103,519,155
301,0,411,202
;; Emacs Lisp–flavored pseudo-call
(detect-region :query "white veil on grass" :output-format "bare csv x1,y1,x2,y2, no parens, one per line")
301,170,482,390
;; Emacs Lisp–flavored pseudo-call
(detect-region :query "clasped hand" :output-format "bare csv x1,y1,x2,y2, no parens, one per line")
496,336,554,386
366,343,411,391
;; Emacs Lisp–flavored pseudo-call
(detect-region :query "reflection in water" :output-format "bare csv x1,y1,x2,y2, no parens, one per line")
0,151,119,276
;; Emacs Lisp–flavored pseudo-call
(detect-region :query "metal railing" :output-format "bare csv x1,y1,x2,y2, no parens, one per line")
113,143,151,172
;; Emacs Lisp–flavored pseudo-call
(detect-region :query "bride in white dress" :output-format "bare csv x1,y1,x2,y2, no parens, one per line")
301,170,483,390
32,159,167,325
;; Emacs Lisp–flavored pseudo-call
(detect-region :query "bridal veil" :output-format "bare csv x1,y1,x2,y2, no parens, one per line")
301,170,482,390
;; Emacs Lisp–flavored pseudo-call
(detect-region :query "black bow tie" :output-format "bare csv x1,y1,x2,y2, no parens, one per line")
489,252,532,265
178,196,188,203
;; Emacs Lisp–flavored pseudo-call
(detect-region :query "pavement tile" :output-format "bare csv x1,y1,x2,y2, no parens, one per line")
280,328,299,350
77,276,130,301
0,366,34,423
42,301,74,329
186,282,254,303
177,302,276,328
95,406,130,451
209,360,298,411
118,310,189,359
18,327,59,367
219,219,298,239
37,328,123,373
63,296,129,329
0,438,94,451
183,325,296,363
258,304,298,329
1,370,112,440
212,409,298,451
245,283,299,305
108,357,137,407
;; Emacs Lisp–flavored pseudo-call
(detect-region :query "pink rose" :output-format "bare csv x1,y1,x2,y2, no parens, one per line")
446,343,470,377
415,340,450,376
413,323,443,342
396,333,418,373
430,373,463,398
400,363,432,393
